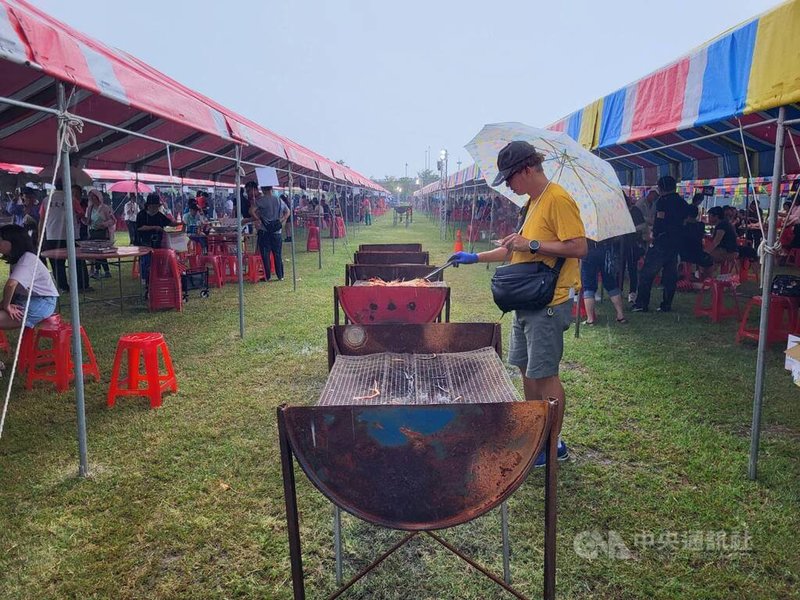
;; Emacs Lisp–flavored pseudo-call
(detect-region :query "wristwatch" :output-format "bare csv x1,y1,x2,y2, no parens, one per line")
528,239,540,254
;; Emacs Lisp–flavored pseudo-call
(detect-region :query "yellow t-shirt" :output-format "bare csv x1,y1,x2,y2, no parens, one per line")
510,183,586,306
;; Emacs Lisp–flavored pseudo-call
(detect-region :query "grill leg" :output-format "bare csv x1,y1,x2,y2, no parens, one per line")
278,408,306,600
333,504,343,585
544,400,559,600
501,501,511,584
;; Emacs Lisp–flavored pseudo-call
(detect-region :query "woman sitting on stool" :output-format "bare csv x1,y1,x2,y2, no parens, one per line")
0,224,59,331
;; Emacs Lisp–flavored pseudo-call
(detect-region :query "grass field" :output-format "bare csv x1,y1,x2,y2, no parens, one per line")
1,214,798,599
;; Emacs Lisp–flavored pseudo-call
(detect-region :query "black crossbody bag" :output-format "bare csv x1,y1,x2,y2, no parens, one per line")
489,183,565,313
490,257,565,313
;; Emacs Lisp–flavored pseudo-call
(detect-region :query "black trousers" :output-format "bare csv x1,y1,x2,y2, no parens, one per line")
127,221,138,245
258,230,284,280
42,238,90,291
621,241,643,295
635,243,679,311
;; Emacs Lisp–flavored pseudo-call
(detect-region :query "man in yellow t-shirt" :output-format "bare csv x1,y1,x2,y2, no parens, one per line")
449,140,587,464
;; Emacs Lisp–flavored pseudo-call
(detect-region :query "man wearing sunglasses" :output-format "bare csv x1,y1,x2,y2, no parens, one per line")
450,140,587,465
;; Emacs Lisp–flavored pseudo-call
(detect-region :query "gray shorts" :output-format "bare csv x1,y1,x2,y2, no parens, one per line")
508,301,572,379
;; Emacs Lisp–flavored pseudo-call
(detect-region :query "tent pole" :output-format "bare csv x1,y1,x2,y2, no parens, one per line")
165,144,177,216
234,145,245,339
486,192,494,271
749,105,786,480
57,83,89,477
317,178,323,270
288,165,297,292
212,182,217,220
331,180,336,255
468,184,477,253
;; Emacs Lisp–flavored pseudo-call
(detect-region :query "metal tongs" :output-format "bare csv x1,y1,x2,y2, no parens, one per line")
424,259,456,281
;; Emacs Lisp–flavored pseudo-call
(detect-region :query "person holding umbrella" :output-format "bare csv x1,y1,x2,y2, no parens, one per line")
450,141,587,465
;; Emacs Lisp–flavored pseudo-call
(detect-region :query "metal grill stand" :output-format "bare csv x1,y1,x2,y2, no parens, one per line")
279,393,558,599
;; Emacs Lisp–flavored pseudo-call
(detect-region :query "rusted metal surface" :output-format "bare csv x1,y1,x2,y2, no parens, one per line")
279,401,550,531
345,263,442,286
353,251,429,265
334,285,449,325
327,323,502,370
358,243,422,252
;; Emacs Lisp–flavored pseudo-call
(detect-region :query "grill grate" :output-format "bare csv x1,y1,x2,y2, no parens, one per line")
318,347,521,406
350,280,447,287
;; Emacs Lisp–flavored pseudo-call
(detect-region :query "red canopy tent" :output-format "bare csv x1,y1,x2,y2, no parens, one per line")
0,0,386,191
0,0,383,476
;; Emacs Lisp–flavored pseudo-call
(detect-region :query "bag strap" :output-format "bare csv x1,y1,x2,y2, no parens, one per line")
517,181,552,235
552,256,566,274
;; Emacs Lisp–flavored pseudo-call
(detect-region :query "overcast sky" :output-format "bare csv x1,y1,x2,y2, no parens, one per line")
30,0,780,181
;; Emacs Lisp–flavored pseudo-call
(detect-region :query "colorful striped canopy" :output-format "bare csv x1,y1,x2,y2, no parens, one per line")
547,0,800,185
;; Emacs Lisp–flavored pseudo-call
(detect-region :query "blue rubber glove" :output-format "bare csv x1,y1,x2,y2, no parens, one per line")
449,251,479,266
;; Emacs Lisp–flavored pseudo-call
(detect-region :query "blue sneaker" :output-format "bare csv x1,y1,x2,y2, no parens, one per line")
534,440,569,468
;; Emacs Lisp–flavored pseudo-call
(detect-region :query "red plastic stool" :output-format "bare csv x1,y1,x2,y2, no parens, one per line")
26,319,100,392
243,253,276,282
148,249,183,312
739,258,759,284
19,315,61,373
571,296,588,319
107,333,178,409
221,255,239,283
0,330,9,354
333,216,346,239
736,294,799,345
307,225,320,252
677,262,698,292
191,254,224,288
244,254,266,282
694,279,740,323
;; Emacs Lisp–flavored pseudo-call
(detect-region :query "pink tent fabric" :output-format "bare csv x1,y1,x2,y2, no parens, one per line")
0,0,386,192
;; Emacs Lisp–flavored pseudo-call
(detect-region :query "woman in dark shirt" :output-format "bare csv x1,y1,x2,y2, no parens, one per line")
680,205,713,268
705,206,738,275
136,193,175,285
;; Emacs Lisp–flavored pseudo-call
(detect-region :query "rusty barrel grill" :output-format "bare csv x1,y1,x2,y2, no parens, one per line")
334,283,450,325
344,263,443,286
279,323,559,600
336,254,449,325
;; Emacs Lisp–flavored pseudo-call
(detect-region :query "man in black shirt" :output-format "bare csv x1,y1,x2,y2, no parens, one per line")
633,176,690,312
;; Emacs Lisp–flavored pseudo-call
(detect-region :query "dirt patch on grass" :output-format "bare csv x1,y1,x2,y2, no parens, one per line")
724,423,800,441
570,446,615,466
562,361,589,375
762,424,800,440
